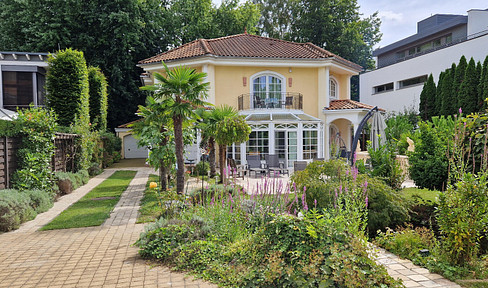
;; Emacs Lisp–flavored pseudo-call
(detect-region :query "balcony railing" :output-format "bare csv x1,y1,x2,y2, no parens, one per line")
237,92,303,111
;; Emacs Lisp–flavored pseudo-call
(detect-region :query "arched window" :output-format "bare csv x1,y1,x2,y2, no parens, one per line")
251,71,285,108
329,77,338,100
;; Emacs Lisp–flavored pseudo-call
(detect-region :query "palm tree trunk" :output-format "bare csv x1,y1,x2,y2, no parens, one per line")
219,144,227,184
159,134,169,190
209,137,216,178
174,115,185,194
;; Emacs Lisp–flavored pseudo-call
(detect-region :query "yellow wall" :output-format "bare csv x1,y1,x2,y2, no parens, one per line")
332,118,352,147
213,66,320,117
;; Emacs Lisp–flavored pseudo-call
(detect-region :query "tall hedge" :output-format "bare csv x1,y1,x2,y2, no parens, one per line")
88,66,108,132
46,48,90,128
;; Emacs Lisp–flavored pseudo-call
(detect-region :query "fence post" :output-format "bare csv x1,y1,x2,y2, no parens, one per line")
5,136,9,188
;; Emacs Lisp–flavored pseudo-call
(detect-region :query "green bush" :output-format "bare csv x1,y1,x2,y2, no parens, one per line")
0,189,36,231
291,159,409,238
22,189,53,214
88,66,108,132
46,48,90,128
367,142,405,190
193,161,209,176
11,107,57,192
55,169,90,192
409,120,451,190
88,162,103,176
375,225,436,263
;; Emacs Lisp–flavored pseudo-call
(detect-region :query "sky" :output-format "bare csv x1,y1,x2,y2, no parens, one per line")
357,0,488,49
212,0,488,49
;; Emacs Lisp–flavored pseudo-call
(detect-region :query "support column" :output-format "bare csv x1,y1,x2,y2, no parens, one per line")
324,122,330,160
346,74,352,100
203,64,215,105
32,72,38,106
317,67,330,116
0,65,3,108
297,123,303,161
268,123,275,155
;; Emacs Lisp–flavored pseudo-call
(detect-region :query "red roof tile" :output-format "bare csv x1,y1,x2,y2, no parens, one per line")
139,34,361,70
325,100,385,111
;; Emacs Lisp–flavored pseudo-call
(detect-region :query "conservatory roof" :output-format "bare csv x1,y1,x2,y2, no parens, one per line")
242,111,321,122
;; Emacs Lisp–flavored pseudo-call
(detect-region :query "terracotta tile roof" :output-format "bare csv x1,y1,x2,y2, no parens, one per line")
139,33,362,70
325,99,385,111
117,119,142,129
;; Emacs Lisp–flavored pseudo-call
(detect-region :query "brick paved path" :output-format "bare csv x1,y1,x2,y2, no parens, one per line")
0,168,216,288
375,247,461,287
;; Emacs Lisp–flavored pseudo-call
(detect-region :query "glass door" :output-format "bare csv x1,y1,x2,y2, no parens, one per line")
253,75,282,108
275,131,286,165
287,131,298,167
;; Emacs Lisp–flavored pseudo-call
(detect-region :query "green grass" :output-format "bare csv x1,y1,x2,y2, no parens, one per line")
402,187,441,203
137,174,161,223
41,170,136,230
458,280,488,288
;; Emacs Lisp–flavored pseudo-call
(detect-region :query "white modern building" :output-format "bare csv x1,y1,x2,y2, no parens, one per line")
360,9,488,113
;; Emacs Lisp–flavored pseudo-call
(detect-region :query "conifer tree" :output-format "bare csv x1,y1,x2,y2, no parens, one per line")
479,55,488,111
419,74,436,120
435,71,444,116
440,67,454,116
454,56,467,110
458,57,479,115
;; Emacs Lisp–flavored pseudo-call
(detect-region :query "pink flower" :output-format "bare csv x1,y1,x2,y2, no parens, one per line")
365,196,369,208
459,107,462,114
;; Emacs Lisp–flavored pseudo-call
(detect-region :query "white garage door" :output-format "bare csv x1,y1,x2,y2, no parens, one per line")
124,135,148,159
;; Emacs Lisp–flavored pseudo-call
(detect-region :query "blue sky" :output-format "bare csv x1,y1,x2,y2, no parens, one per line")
212,0,488,49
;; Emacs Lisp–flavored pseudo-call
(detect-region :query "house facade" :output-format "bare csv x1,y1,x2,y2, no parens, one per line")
138,33,376,166
360,9,488,113
0,52,48,116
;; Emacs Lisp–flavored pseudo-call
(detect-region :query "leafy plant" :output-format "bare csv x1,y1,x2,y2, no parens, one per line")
88,66,108,132
0,189,36,231
11,107,58,192
367,142,405,190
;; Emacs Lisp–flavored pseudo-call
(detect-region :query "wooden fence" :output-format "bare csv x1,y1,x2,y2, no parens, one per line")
0,133,79,189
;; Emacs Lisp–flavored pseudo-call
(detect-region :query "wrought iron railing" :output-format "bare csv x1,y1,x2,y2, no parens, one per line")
237,92,303,111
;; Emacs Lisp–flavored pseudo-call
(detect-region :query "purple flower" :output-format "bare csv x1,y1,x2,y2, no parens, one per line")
314,199,317,209
365,195,369,208
459,107,462,114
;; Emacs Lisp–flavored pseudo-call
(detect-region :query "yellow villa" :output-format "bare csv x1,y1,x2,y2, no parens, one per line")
136,33,377,167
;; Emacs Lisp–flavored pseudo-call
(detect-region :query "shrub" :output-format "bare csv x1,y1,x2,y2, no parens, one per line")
88,162,102,176
367,142,405,190
0,189,36,231
409,120,450,190
11,107,57,192
22,189,53,214
55,170,90,194
193,161,209,176
291,159,409,238
375,225,436,262
88,66,108,132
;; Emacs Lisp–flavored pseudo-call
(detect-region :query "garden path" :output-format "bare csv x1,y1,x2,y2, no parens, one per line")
0,167,217,288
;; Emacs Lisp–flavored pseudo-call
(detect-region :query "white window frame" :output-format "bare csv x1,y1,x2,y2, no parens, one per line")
250,70,286,97
329,76,338,100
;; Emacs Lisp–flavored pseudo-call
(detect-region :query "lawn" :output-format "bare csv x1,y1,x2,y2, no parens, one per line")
402,187,441,203
137,174,160,223
41,170,136,230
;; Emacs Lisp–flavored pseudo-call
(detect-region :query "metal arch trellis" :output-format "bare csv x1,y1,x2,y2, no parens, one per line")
349,106,378,165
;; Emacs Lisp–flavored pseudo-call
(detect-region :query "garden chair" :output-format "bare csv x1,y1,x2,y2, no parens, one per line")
265,154,289,177
227,158,245,179
246,154,266,178
293,160,308,172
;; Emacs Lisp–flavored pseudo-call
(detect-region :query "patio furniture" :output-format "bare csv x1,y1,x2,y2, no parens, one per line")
293,160,308,172
246,154,266,178
253,95,264,108
227,158,245,179
265,154,289,177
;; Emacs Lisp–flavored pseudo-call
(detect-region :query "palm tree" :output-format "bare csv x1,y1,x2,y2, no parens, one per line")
198,106,239,180
142,63,209,193
212,105,251,183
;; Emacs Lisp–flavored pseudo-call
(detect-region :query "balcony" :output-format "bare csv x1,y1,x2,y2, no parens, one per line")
237,92,303,111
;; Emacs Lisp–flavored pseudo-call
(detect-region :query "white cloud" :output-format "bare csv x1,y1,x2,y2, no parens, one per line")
378,10,404,22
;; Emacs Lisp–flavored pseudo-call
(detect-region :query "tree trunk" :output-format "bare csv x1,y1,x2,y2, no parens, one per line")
173,115,185,194
159,159,167,191
219,144,227,184
209,137,216,178
159,129,169,191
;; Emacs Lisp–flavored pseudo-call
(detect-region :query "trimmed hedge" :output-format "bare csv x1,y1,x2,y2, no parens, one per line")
88,66,108,132
55,169,90,195
46,48,90,128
